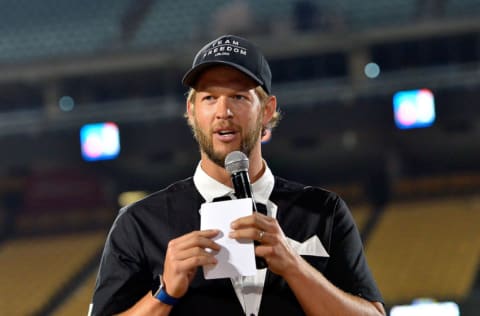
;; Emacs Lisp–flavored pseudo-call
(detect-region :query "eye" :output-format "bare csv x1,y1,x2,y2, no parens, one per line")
233,94,248,101
202,95,215,101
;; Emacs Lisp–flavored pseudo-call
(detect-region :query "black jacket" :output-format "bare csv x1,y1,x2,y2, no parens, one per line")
91,176,383,315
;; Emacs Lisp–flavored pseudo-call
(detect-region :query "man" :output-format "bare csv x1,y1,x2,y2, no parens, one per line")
90,34,385,316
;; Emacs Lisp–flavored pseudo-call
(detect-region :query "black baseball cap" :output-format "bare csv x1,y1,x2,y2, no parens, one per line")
182,34,272,94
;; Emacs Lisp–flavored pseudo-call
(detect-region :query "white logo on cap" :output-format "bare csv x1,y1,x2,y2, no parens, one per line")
202,39,247,59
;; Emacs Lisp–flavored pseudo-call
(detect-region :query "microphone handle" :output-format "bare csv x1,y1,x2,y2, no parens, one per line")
231,172,267,269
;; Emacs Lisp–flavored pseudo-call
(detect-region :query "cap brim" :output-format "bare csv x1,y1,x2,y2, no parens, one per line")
182,61,264,89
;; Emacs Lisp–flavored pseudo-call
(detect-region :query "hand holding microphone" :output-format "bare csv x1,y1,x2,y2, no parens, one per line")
225,151,267,269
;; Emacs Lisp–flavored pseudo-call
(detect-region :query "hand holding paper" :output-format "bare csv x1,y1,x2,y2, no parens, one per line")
200,198,257,279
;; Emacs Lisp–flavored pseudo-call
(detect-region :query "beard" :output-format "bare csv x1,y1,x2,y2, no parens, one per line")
191,115,263,168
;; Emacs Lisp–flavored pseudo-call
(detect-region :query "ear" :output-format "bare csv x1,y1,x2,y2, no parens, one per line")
262,95,277,125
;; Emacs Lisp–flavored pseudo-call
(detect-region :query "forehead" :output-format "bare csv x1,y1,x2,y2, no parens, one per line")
193,65,258,91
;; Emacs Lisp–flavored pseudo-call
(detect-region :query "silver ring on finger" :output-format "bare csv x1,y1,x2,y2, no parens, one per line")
259,230,265,242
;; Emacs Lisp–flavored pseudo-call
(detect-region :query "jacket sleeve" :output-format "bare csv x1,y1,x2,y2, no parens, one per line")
325,196,384,304
90,207,152,316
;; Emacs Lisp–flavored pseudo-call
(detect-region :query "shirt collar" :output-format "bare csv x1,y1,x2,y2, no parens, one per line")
193,160,275,204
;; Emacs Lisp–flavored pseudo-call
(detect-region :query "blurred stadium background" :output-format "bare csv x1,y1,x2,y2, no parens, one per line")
0,0,479,315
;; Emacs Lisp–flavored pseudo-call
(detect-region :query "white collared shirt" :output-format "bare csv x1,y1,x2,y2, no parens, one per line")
193,161,277,316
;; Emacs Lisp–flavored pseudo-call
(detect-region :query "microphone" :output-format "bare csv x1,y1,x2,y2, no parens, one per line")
225,151,267,269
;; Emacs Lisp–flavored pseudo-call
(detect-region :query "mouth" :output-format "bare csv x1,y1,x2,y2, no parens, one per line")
214,127,238,141
217,129,236,136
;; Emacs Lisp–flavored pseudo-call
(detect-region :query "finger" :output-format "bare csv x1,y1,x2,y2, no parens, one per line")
229,227,268,242
170,257,217,279
253,244,273,258
170,245,219,262
171,250,218,270
174,229,220,244
165,245,219,276
231,212,269,229
169,230,221,252
163,251,217,298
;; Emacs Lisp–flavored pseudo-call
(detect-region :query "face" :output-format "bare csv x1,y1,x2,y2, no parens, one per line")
187,66,266,168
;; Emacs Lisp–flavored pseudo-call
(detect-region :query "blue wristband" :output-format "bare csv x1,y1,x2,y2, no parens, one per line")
154,288,180,306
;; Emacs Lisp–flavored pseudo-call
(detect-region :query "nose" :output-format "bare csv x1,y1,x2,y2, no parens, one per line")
216,97,233,119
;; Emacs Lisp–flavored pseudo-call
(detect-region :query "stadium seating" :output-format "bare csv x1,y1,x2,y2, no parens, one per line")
0,231,106,315
51,270,98,316
0,0,131,62
1,0,479,63
446,0,480,16
338,0,414,30
365,195,480,304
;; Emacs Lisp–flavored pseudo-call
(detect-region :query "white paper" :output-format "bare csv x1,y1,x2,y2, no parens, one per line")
200,198,256,279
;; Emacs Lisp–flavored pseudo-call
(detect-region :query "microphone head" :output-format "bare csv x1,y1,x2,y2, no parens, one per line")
224,151,249,175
